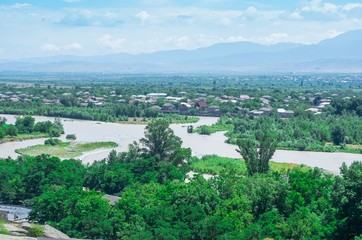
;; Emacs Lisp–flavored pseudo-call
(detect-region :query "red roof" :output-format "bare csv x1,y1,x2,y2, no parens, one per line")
196,102,207,108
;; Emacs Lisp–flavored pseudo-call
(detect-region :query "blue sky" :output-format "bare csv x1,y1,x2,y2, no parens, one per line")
1,0,362,59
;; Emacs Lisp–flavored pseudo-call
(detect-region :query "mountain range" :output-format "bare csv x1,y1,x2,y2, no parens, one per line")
1,30,362,73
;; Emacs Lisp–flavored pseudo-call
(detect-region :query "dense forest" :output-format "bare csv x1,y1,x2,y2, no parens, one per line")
0,115,64,139
0,120,361,239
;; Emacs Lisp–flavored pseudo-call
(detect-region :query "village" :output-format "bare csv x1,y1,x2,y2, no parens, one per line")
0,85,347,119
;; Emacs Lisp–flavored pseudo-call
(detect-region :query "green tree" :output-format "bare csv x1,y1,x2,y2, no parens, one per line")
331,125,345,145
6,125,18,136
140,119,183,164
236,131,277,176
332,161,362,239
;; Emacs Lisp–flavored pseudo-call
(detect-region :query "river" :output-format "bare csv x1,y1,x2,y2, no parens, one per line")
0,114,360,174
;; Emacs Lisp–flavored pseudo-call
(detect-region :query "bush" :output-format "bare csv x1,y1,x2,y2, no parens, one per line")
28,224,45,237
66,134,77,140
0,220,9,235
199,125,211,135
44,138,62,146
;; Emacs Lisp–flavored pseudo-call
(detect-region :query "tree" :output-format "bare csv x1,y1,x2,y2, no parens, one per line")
331,125,345,145
236,131,277,176
140,119,183,164
332,161,362,239
6,125,18,136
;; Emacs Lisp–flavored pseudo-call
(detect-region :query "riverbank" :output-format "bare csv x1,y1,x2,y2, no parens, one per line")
190,155,310,176
15,141,118,158
116,116,199,125
0,114,360,174
0,133,48,144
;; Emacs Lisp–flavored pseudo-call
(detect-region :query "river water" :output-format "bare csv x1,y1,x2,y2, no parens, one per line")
0,114,360,174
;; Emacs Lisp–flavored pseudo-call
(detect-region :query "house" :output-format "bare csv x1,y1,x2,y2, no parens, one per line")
9,97,19,102
250,110,264,117
0,210,8,220
305,107,319,113
151,105,162,111
239,95,251,101
208,105,221,116
43,99,60,105
147,93,167,99
249,110,264,117
317,99,331,105
165,96,183,102
258,107,273,115
196,102,207,108
161,103,176,113
278,108,294,118
179,102,192,114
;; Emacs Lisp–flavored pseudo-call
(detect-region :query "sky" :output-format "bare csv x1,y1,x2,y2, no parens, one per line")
1,0,362,59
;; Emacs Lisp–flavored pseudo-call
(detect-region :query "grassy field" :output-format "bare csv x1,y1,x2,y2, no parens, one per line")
190,155,310,176
16,141,118,158
0,133,47,144
194,124,233,135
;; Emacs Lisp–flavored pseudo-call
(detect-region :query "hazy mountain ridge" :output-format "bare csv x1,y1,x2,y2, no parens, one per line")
1,30,361,73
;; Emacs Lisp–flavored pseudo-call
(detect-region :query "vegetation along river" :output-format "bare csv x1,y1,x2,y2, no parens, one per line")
0,114,360,174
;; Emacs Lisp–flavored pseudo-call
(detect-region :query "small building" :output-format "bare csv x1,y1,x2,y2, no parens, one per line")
239,95,251,101
9,97,19,102
147,93,167,99
277,108,294,118
317,99,331,105
250,110,264,117
161,103,176,113
305,107,319,113
208,105,221,116
0,210,8,220
258,107,273,115
0,205,31,222
179,102,192,114
196,102,207,108
151,105,162,111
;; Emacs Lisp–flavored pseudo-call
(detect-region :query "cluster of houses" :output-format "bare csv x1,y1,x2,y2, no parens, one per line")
0,88,349,119
0,91,32,103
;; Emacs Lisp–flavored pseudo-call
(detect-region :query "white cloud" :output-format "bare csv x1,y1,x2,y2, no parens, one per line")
10,3,31,8
41,43,83,51
290,11,303,19
226,36,248,42
64,0,82,2
0,3,31,9
98,34,126,50
220,17,232,26
254,33,289,44
41,44,60,51
324,29,344,38
342,3,362,11
136,11,150,22
301,0,362,14
302,0,339,13
165,36,190,48
64,43,83,50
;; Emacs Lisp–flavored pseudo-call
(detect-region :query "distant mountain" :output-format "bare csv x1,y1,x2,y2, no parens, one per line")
1,30,361,73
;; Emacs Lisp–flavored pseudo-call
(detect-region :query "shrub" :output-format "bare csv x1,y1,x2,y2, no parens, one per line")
44,138,62,146
0,220,9,235
28,224,45,237
66,134,77,140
